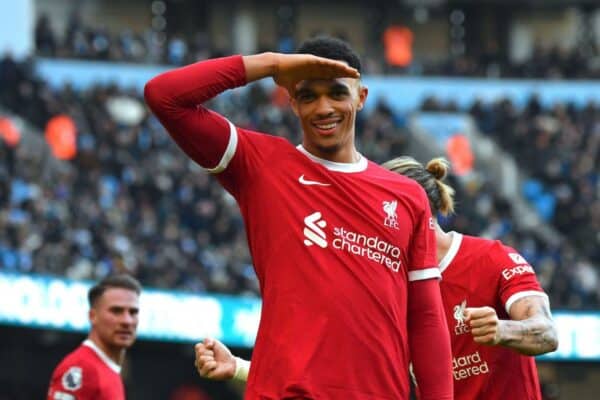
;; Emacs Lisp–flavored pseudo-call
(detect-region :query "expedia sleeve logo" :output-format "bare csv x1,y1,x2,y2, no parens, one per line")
502,253,535,280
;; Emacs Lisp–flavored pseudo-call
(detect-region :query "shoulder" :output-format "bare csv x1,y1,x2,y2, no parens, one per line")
461,236,534,277
451,235,499,272
237,126,292,147
370,162,429,201
233,126,296,158
50,346,100,394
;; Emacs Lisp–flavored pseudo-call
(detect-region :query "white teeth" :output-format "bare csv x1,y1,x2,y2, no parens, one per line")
316,123,337,130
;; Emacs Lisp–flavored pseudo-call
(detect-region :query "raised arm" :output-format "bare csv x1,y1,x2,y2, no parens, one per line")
144,53,358,171
464,295,558,356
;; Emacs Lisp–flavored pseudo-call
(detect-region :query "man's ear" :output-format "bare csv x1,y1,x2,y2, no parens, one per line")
89,308,96,326
357,85,369,111
290,97,300,117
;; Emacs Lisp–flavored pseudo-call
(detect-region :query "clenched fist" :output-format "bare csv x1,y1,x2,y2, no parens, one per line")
463,306,503,346
194,338,236,380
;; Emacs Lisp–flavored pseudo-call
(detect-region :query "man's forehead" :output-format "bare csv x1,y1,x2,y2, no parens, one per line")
295,77,357,91
97,287,139,306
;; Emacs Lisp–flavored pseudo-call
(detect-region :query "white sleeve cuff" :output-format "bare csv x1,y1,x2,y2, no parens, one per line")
233,356,250,382
408,267,441,281
205,119,238,174
505,291,549,314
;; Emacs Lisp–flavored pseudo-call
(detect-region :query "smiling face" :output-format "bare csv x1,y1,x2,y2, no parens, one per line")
290,76,368,162
89,287,139,354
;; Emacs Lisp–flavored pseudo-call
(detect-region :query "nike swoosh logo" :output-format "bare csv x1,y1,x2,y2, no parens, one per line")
298,175,331,186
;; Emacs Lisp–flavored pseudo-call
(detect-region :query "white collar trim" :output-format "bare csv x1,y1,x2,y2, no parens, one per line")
296,145,368,173
83,339,121,374
439,231,463,274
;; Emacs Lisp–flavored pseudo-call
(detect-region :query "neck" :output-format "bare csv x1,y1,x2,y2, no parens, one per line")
435,224,453,264
302,139,360,163
88,333,125,366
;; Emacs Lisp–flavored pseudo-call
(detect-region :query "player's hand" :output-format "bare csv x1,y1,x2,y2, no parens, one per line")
272,53,360,94
464,306,502,346
194,338,236,380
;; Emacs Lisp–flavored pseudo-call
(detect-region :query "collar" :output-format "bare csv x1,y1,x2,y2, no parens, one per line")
296,145,368,173
83,339,122,374
439,231,463,274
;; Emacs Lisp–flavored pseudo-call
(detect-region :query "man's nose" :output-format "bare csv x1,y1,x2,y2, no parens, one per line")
121,312,136,325
314,96,335,116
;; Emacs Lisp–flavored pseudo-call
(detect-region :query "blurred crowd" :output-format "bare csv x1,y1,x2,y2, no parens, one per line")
423,95,600,308
34,14,221,67
413,42,600,79
0,49,598,308
0,53,406,297
34,13,600,79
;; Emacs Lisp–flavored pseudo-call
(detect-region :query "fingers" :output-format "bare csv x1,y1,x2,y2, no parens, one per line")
314,58,359,78
472,333,498,345
464,307,495,323
464,307,500,345
195,350,217,377
303,54,358,76
198,358,217,377
195,340,217,377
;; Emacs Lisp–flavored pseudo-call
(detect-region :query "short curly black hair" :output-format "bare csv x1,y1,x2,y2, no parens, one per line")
296,36,361,73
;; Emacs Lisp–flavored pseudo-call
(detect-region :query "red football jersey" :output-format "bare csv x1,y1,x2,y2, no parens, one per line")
439,232,546,400
47,339,124,400
222,134,438,399
145,55,441,399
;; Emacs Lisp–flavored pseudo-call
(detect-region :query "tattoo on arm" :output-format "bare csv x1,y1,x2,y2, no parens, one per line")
499,296,559,356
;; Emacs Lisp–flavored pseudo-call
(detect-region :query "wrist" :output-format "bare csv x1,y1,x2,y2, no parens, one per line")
233,356,251,381
497,319,519,346
242,52,278,82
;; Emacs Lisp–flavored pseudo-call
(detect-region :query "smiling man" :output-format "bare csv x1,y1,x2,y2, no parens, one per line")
47,274,141,400
144,36,452,400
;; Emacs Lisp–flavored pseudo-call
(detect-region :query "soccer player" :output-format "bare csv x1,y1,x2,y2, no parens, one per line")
385,157,557,400
144,37,453,399
195,157,558,400
47,274,141,400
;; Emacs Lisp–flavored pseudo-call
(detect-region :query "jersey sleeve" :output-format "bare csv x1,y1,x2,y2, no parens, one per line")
144,55,283,198
407,186,440,282
144,55,245,173
488,243,547,314
47,361,98,400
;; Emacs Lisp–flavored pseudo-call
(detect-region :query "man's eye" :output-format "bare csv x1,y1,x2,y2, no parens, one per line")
298,94,314,101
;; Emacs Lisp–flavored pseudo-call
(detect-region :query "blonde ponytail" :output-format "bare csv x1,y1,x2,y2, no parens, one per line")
382,156,456,216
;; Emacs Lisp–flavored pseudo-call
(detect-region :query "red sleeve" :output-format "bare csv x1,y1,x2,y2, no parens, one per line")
407,186,439,281
143,55,247,170
489,244,546,314
408,279,453,400
48,362,98,400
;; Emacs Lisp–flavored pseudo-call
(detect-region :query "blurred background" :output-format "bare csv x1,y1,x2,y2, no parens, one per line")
0,0,599,399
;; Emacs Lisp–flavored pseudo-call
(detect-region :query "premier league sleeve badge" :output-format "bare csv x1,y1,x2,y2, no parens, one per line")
61,366,83,391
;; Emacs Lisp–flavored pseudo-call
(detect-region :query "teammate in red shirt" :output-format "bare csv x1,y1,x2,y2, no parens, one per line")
145,37,453,399
47,274,141,400
388,156,558,399
194,157,558,400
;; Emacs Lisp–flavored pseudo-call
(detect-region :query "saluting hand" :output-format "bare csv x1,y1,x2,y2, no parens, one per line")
272,53,360,94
